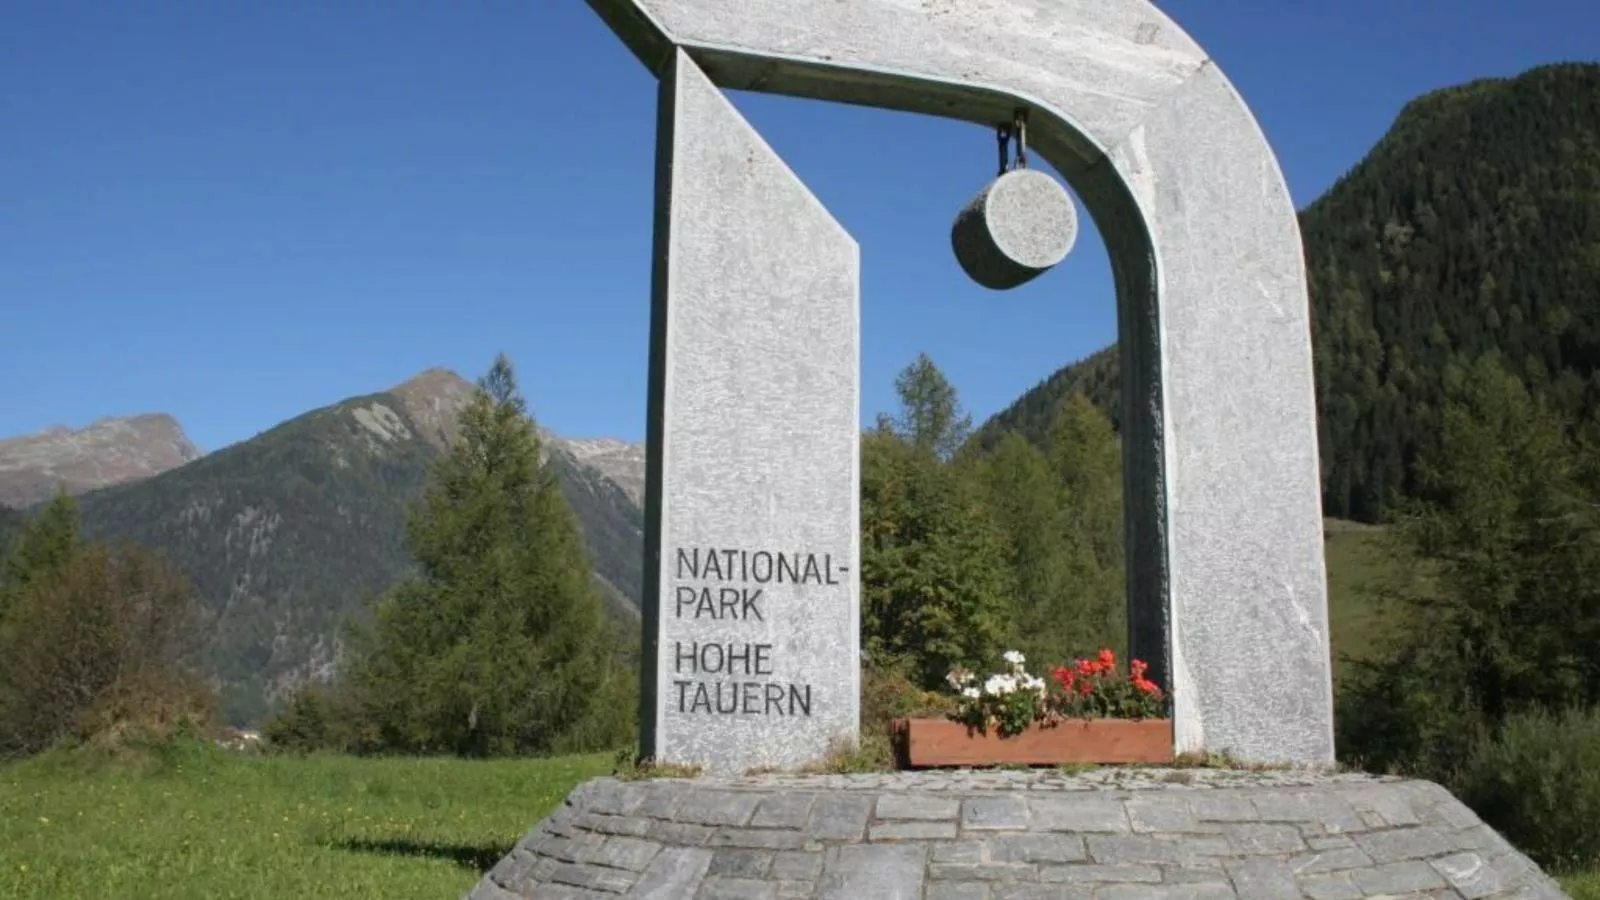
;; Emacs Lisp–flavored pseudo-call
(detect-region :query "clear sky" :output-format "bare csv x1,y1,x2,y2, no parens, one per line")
2,1,1596,452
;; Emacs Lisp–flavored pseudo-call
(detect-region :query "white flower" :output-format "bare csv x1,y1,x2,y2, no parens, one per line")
961,687,980,699
1022,675,1047,696
1002,650,1026,667
984,674,1017,696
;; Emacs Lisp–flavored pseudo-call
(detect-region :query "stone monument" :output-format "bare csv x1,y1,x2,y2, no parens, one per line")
611,0,1335,769
465,2,1574,897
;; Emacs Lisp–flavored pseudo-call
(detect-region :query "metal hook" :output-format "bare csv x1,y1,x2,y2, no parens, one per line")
1012,108,1029,169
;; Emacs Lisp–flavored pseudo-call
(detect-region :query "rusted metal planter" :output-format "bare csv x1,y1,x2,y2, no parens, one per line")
896,717,1174,768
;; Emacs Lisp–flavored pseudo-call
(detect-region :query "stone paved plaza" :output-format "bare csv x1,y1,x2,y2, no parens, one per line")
465,769,1569,899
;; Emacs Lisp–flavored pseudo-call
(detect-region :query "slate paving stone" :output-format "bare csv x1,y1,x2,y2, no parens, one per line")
592,836,662,872
1028,796,1129,833
807,794,873,841
816,844,926,899
770,851,823,881
871,821,960,841
963,796,1031,831
1227,858,1302,900
696,876,778,900
707,848,773,878
927,884,991,900
1225,822,1307,855
674,790,761,827
877,794,961,821
1032,864,1158,884
990,834,1087,864
467,773,1572,899
751,792,815,829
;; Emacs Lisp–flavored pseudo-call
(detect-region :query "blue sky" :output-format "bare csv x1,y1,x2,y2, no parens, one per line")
2,1,1596,453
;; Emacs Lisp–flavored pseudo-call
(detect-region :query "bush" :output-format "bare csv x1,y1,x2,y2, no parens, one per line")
0,541,215,758
860,658,955,735
262,685,362,754
1453,706,1600,873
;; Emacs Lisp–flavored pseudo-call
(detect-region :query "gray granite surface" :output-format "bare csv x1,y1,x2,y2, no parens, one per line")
589,0,1336,763
952,168,1079,290
639,50,860,776
467,771,1569,899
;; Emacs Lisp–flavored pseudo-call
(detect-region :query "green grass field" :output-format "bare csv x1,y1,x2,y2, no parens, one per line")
0,744,611,900
1324,518,1403,684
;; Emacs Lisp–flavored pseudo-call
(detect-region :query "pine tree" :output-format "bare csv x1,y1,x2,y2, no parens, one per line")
1043,393,1126,655
970,394,1127,667
891,352,972,462
1337,354,1600,778
861,356,1012,687
0,491,81,620
342,354,626,756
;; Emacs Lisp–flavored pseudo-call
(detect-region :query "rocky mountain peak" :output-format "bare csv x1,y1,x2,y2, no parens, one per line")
0,413,203,509
386,367,479,453
380,366,646,504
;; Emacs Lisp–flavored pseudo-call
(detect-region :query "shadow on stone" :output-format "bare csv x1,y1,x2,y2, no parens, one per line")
332,838,512,872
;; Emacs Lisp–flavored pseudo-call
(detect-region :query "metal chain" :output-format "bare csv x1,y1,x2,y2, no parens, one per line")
995,109,1030,176
1013,108,1028,170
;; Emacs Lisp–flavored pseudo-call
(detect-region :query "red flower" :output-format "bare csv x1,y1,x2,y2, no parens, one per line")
1051,666,1075,692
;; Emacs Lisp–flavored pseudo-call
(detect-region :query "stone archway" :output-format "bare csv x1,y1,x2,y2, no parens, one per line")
592,0,1334,768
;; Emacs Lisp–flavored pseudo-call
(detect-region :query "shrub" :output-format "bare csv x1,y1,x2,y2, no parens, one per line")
1453,706,1600,873
262,685,361,754
0,541,214,758
860,657,954,734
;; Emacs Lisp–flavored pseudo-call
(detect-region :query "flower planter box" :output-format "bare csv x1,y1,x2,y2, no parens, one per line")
896,716,1174,768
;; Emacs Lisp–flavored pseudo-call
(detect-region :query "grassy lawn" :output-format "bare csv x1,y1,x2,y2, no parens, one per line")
1323,518,1415,688
0,743,610,900
1564,871,1600,900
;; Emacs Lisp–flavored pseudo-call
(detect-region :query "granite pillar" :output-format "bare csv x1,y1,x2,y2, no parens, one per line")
640,50,862,775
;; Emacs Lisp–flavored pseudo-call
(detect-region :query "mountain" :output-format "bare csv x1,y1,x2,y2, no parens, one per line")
557,437,646,506
975,62,1600,522
0,413,202,509
68,369,644,726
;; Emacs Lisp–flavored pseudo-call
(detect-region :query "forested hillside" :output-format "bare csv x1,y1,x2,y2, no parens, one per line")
68,372,643,726
977,62,1600,522
0,506,22,557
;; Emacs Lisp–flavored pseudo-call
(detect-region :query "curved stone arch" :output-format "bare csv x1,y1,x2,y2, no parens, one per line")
587,0,1333,763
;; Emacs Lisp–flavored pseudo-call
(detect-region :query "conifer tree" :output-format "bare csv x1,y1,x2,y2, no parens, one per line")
974,394,1127,666
344,354,624,756
0,491,81,620
1043,393,1125,654
892,352,972,462
862,355,1011,686
1337,354,1600,778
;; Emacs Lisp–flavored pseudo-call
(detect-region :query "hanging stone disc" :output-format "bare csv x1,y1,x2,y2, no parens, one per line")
951,167,1078,290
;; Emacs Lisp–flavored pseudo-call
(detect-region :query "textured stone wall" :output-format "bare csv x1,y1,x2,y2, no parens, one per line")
468,770,1569,899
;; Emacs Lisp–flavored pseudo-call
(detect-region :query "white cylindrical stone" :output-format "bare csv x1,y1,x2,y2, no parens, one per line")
950,167,1078,290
